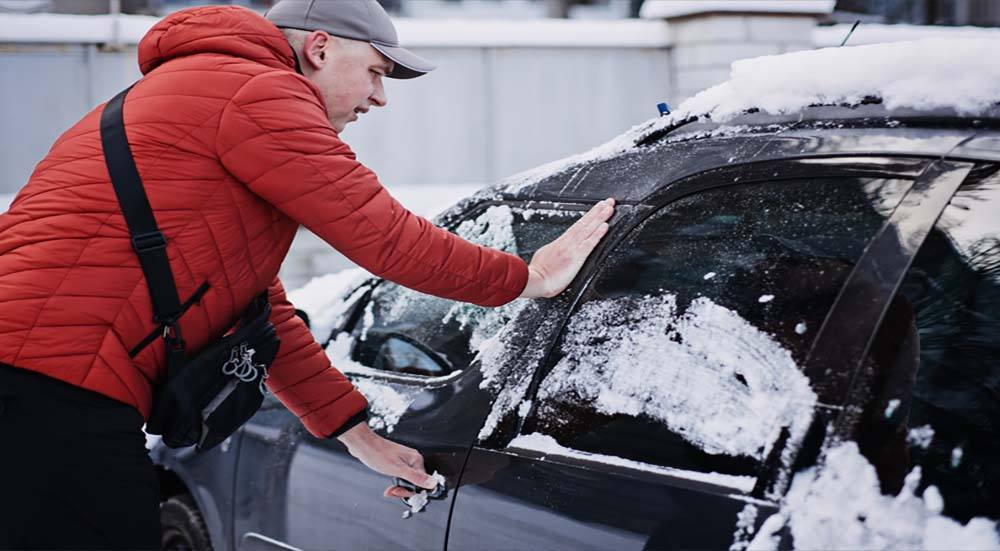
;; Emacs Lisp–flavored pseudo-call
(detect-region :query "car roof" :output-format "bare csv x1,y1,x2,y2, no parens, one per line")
438,37,1000,220
454,103,995,207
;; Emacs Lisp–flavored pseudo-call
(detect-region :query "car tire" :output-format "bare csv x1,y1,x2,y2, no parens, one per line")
160,494,213,551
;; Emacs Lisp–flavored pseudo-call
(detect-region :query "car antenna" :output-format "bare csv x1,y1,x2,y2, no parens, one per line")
839,19,861,47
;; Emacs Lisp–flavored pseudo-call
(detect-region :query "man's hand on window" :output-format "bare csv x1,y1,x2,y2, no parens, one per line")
519,197,615,299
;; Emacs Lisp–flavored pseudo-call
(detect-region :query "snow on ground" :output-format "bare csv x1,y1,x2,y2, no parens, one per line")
536,294,816,461
748,442,1000,550
509,433,755,492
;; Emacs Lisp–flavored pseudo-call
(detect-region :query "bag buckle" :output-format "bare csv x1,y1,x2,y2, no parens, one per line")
158,318,185,350
132,231,166,254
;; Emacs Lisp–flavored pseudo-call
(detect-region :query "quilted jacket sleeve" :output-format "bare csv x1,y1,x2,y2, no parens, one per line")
264,276,367,438
216,71,529,307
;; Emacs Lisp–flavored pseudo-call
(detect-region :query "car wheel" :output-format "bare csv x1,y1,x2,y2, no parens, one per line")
160,494,212,551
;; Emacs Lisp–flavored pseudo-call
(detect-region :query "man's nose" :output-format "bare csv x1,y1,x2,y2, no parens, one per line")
370,78,388,108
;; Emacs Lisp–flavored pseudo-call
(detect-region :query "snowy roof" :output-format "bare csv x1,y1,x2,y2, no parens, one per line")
0,13,671,48
814,23,1000,47
641,0,835,19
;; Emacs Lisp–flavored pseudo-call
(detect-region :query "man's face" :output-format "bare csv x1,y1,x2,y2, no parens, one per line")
300,32,393,132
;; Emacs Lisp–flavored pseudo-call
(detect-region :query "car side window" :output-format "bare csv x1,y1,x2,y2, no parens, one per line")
523,175,913,482
855,166,1000,521
348,204,582,377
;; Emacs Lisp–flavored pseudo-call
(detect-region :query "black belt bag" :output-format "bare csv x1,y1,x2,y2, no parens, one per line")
100,86,280,452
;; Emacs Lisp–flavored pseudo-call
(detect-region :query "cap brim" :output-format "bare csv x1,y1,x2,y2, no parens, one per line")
370,42,435,79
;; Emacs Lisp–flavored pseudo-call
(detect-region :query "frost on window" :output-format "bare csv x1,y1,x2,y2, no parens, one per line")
351,204,579,373
383,205,518,323
318,205,580,433
746,443,1000,551
351,379,415,434
535,293,816,464
375,205,525,340
475,300,561,441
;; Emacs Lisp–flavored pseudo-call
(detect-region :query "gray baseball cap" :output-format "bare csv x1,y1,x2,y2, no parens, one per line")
266,0,435,79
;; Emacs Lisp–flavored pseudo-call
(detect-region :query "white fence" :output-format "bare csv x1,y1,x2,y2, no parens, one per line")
0,16,674,195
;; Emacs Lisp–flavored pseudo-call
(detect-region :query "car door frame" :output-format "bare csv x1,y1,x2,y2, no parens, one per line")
447,155,961,548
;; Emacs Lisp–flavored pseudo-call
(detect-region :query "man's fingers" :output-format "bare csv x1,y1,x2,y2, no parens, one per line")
576,223,609,252
400,451,437,489
564,198,614,241
384,485,414,499
410,470,437,490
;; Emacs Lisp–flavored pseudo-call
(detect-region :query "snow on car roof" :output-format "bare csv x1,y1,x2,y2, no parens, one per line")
673,38,1000,123
814,23,1000,47
501,37,1000,194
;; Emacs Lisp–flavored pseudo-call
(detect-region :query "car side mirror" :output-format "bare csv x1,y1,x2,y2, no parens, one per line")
373,335,453,377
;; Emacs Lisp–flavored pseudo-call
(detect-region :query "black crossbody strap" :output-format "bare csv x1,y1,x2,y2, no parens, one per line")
100,87,183,326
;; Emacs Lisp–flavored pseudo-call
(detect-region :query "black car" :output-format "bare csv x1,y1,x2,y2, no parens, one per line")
151,100,1000,550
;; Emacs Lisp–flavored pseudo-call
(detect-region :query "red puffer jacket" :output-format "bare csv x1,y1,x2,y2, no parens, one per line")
0,6,527,438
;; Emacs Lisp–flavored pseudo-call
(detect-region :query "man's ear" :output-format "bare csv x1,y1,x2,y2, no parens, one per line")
303,30,330,70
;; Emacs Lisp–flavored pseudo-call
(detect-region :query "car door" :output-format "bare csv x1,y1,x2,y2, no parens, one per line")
232,201,587,551
449,158,933,550
750,162,1000,547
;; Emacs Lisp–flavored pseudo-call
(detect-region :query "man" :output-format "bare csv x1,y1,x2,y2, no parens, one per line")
0,0,614,548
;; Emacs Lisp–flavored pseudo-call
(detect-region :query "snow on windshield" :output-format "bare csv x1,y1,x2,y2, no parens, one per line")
442,205,527,352
747,442,1000,550
301,205,553,437
287,267,372,343
289,270,424,433
536,294,816,461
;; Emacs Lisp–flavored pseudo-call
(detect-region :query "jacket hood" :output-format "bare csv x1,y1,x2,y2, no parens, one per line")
138,5,296,75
